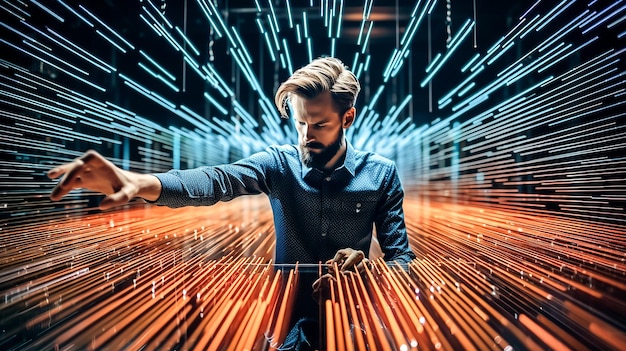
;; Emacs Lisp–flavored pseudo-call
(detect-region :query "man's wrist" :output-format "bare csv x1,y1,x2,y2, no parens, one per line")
135,173,162,202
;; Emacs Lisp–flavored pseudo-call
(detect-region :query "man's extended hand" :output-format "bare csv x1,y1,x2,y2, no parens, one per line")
47,150,161,210
312,248,370,301
327,248,370,273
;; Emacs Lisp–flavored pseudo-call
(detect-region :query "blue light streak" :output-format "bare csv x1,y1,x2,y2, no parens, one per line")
175,26,200,56
421,21,474,87
22,40,89,76
1,38,106,92
184,56,205,80
256,18,265,34
518,14,542,39
266,14,281,50
282,39,294,73
3,0,29,18
369,85,386,108
307,37,313,62
232,100,259,127
438,65,484,106
352,52,360,74
357,19,366,45
487,41,515,65
336,0,344,38
295,23,302,43
206,0,233,42
285,0,294,28
263,32,277,62
146,0,174,29
355,62,364,79
519,0,542,20
95,30,126,53
79,5,134,50
446,19,474,49
386,0,433,82
138,62,179,92
425,53,442,73
360,21,373,54
503,43,567,86
267,0,280,33
538,38,597,73
468,36,505,72
178,106,216,134
118,72,150,94
231,27,253,64
31,0,64,22
206,63,235,97
195,0,223,37
578,11,599,29
302,11,309,37
582,3,626,34
534,0,575,32
387,95,413,123
139,13,162,37
461,53,481,72
139,50,175,81
364,0,374,19
538,11,591,52
204,92,228,115
458,82,476,97
57,0,93,27
0,4,25,21
19,20,113,74
608,13,626,27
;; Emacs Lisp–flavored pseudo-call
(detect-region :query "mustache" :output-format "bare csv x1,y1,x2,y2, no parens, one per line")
304,142,324,149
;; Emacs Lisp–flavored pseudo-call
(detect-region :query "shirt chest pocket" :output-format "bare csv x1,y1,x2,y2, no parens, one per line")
340,200,377,218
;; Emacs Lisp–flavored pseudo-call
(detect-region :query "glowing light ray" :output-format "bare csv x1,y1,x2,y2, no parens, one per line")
1,2,626,348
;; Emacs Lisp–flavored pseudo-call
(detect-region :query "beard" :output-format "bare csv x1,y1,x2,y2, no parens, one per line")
299,129,344,169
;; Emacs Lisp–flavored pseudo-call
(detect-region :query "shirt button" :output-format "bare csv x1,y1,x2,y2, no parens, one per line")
321,232,327,237
325,177,331,182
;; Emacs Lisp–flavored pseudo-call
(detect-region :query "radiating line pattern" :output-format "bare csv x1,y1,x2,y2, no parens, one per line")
1,0,625,350
1,200,624,350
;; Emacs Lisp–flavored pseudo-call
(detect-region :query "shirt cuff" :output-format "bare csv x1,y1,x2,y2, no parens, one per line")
150,172,184,206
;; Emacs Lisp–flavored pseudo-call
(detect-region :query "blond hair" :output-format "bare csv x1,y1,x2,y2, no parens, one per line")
274,57,361,118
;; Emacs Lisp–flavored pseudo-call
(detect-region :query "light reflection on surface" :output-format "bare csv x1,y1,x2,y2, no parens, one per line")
1,198,625,350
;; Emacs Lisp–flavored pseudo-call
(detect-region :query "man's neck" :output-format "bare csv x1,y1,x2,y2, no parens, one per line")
321,138,347,172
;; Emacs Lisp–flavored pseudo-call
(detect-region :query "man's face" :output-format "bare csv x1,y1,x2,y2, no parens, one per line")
291,92,345,169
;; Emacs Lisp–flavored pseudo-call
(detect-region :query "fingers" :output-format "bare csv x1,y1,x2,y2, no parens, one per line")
331,248,351,262
99,184,135,210
341,249,364,271
47,150,100,179
49,160,85,201
355,258,371,273
48,150,105,202
329,248,365,271
312,273,335,302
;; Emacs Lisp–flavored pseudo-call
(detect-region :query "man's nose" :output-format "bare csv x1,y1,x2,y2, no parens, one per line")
303,124,315,141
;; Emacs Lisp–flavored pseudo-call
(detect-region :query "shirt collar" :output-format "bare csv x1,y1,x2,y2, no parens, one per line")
300,140,357,180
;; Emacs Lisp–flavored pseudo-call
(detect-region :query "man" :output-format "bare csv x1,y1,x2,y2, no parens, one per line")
48,56,415,349
48,57,416,270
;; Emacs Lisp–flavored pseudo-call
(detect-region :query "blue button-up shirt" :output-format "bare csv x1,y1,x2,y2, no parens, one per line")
153,142,415,264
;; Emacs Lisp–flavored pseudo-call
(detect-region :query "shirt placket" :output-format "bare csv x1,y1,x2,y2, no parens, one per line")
319,174,332,258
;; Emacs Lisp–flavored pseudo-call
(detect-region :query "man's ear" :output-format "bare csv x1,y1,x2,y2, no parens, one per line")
342,107,356,128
